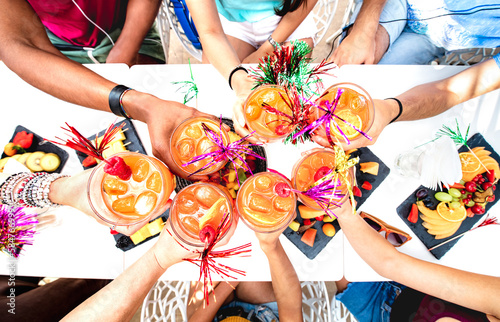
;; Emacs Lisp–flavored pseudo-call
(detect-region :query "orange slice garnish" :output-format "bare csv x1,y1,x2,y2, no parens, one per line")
459,152,481,173
436,202,466,222
331,109,362,140
198,197,226,230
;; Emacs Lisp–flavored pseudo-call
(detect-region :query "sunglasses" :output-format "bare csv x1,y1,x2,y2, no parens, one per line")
359,212,412,247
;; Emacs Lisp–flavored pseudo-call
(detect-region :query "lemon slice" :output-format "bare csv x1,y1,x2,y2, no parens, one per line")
459,152,481,173
436,202,466,222
331,109,363,140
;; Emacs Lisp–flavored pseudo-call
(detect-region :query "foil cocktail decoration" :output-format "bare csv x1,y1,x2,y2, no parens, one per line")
293,90,372,146
183,118,265,183
0,205,37,258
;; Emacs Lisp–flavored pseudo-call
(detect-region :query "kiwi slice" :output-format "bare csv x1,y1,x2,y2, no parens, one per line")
11,154,22,161
17,152,32,166
26,151,46,172
40,153,61,172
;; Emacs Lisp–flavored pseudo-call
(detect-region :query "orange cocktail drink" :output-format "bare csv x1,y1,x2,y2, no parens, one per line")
243,85,294,141
88,152,175,226
315,83,374,144
169,182,235,248
236,172,296,233
170,117,230,176
291,148,354,210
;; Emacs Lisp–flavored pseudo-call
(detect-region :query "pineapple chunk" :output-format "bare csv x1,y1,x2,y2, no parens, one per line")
288,220,300,232
102,141,127,159
228,131,242,143
147,218,164,236
93,130,126,146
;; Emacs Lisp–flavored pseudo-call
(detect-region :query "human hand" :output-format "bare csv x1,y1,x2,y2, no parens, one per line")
106,44,138,67
48,170,158,236
151,219,197,269
242,46,271,64
231,73,266,144
254,223,288,254
329,30,376,67
311,98,397,150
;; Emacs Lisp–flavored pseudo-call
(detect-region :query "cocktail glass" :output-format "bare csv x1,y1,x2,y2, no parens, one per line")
170,117,230,176
314,83,375,144
243,85,295,142
236,172,297,233
291,148,354,210
87,151,176,227
169,182,235,248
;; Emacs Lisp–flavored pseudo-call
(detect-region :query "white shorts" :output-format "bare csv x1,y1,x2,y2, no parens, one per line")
219,12,318,49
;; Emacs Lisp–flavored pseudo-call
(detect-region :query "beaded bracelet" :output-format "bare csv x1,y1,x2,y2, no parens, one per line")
0,172,68,208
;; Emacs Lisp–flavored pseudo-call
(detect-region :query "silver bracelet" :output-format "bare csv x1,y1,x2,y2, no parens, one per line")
267,35,282,48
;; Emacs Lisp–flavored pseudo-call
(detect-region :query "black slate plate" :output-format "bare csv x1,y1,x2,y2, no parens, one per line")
352,147,391,207
283,204,342,260
396,133,500,259
2,125,69,173
76,119,146,169
283,147,389,259
113,208,170,252
175,118,267,193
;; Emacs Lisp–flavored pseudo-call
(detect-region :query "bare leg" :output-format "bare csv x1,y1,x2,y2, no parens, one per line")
234,281,277,304
137,53,165,64
187,281,236,319
335,277,350,294
202,35,256,63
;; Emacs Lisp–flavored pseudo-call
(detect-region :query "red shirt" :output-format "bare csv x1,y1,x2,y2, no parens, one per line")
27,0,126,47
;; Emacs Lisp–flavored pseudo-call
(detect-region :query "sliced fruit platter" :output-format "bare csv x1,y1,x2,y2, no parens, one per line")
396,133,500,259
0,125,68,173
283,147,390,260
76,119,146,169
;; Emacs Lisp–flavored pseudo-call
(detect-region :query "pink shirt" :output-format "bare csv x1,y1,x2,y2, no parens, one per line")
27,0,125,47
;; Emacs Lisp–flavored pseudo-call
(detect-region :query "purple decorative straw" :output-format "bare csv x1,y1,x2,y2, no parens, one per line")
0,205,38,258
183,118,264,182
292,89,372,145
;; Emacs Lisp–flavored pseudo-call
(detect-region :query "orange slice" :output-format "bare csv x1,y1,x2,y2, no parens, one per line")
331,109,362,140
198,197,226,230
459,152,481,173
436,202,466,222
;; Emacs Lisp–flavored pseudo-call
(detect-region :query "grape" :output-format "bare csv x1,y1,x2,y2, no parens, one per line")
449,201,461,209
448,188,461,198
466,200,475,207
451,197,459,202
435,192,453,202
415,188,428,199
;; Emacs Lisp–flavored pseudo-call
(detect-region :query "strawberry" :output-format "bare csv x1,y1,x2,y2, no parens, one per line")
82,155,97,167
486,170,495,183
199,226,216,245
303,219,312,226
361,181,372,190
13,131,34,149
104,156,132,180
315,215,324,221
407,203,418,223
274,182,291,197
314,166,331,182
353,186,362,197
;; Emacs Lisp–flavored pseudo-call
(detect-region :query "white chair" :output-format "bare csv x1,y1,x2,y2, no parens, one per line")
158,0,339,62
156,2,171,63
331,294,358,322
437,47,500,66
142,280,332,321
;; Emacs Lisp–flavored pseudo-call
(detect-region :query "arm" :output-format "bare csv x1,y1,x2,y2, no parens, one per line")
256,231,303,322
335,203,500,319
330,0,387,66
106,0,162,66
313,58,500,149
0,0,213,179
62,225,193,321
242,0,318,63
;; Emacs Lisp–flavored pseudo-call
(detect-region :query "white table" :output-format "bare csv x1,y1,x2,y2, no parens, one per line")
336,65,500,281
0,62,498,282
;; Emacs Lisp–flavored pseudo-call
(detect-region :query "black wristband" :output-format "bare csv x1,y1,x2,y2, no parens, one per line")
109,85,132,118
228,65,248,90
385,97,403,124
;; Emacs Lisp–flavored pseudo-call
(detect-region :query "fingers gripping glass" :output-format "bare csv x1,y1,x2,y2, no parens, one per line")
360,212,412,247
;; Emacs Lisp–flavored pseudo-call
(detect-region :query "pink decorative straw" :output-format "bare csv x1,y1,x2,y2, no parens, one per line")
428,215,499,251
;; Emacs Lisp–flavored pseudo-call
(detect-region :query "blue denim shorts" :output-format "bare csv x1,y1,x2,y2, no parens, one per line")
214,300,279,322
336,281,406,322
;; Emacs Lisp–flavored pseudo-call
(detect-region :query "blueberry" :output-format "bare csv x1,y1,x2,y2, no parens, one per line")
424,200,434,208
